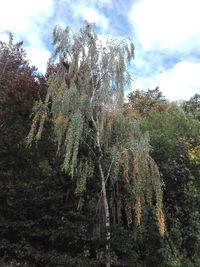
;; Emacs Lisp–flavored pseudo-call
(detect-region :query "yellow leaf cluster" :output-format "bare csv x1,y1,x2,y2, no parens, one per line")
156,207,165,237
189,145,200,163
55,113,69,129
135,197,141,225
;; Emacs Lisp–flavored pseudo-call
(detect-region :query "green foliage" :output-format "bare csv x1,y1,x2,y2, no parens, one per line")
141,104,200,161
181,94,200,121
6,25,200,267
134,98,200,266
126,87,168,117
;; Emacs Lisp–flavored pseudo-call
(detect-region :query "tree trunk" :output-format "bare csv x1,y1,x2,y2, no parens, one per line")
94,118,111,266
98,156,111,267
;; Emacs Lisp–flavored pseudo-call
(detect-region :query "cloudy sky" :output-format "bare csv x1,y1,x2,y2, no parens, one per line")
0,0,200,100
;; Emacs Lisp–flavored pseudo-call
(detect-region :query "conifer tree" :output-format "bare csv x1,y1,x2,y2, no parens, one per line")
27,22,164,266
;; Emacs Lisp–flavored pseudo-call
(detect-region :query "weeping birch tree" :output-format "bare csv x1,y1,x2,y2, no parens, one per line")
27,23,165,266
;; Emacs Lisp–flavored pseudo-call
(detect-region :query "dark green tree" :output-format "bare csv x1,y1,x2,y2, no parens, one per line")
181,94,200,121
139,103,200,266
126,87,168,118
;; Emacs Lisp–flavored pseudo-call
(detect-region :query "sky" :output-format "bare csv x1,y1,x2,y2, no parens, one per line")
0,0,200,101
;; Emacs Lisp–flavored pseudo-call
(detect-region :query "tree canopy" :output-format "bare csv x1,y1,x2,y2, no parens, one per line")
27,23,164,265
1,23,200,267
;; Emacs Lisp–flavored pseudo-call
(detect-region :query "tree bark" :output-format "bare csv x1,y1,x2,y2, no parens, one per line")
98,156,111,267
93,115,111,267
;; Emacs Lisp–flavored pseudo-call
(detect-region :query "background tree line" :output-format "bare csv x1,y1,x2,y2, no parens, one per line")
0,25,200,267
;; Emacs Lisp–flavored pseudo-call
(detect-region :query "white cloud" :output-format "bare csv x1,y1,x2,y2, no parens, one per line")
53,0,110,32
156,61,200,100
0,32,9,43
129,0,200,51
25,33,51,72
0,0,54,34
128,0,200,100
26,46,51,73
0,0,111,72
78,7,108,30
0,0,54,72
132,61,200,100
